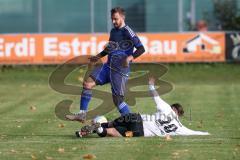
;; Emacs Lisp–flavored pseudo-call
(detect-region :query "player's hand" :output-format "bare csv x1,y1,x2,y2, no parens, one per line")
148,77,155,85
122,56,134,68
88,56,100,63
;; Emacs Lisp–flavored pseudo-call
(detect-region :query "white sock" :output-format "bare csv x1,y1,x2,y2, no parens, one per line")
149,85,155,90
79,110,86,113
96,127,103,134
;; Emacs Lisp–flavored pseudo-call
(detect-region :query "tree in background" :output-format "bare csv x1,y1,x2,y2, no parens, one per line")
213,0,240,30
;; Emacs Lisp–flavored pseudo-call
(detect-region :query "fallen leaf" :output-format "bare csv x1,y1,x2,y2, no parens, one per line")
72,147,77,151
10,149,17,153
216,112,224,118
197,120,203,128
172,152,179,156
157,144,164,148
45,119,51,123
124,138,130,142
83,154,96,160
125,131,133,137
172,151,180,159
233,151,237,157
78,77,84,82
30,105,37,111
0,135,7,139
46,156,53,160
235,144,240,151
58,123,65,128
80,146,87,150
58,148,64,153
79,69,85,73
31,154,37,160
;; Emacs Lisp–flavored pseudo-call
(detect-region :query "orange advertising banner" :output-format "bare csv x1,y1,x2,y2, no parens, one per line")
0,32,225,64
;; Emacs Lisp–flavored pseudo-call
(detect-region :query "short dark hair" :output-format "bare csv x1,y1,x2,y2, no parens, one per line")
111,7,125,16
171,103,184,116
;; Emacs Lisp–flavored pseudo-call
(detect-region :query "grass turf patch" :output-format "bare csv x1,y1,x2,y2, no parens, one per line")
0,63,239,160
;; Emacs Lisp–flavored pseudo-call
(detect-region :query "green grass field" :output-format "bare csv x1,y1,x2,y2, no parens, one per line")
0,63,240,160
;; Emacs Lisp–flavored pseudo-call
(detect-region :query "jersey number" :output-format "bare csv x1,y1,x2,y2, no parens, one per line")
164,124,178,133
156,119,178,133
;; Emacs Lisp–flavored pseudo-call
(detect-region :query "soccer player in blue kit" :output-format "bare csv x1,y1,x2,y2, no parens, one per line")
66,7,145,122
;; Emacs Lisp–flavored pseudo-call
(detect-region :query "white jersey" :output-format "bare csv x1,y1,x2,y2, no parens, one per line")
141,85,210,137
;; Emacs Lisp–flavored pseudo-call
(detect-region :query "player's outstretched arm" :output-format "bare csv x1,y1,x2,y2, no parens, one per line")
89,49,108,63
89,40,113,63
148,77,172,113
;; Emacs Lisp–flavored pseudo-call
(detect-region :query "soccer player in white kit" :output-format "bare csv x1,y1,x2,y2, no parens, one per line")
140,77,209,137
76,77,210,138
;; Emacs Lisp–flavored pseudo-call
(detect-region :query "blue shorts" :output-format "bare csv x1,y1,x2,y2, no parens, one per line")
90,63,129,96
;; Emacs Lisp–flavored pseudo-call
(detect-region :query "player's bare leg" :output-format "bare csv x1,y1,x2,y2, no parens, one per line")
105,128,122,137
75,125,122,138
65,77,96,122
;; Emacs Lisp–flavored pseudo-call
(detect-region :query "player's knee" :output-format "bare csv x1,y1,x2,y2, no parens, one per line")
97,128,107,137
106,128,122,137
83,77,95,89
83,81,91,89
112,95,124,106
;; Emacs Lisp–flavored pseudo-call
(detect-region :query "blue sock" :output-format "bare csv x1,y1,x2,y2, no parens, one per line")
80,88,92,111
118,102,130,116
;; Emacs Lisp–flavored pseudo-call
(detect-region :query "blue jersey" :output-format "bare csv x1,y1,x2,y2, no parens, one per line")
90,25,143,96
106,25,143,68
